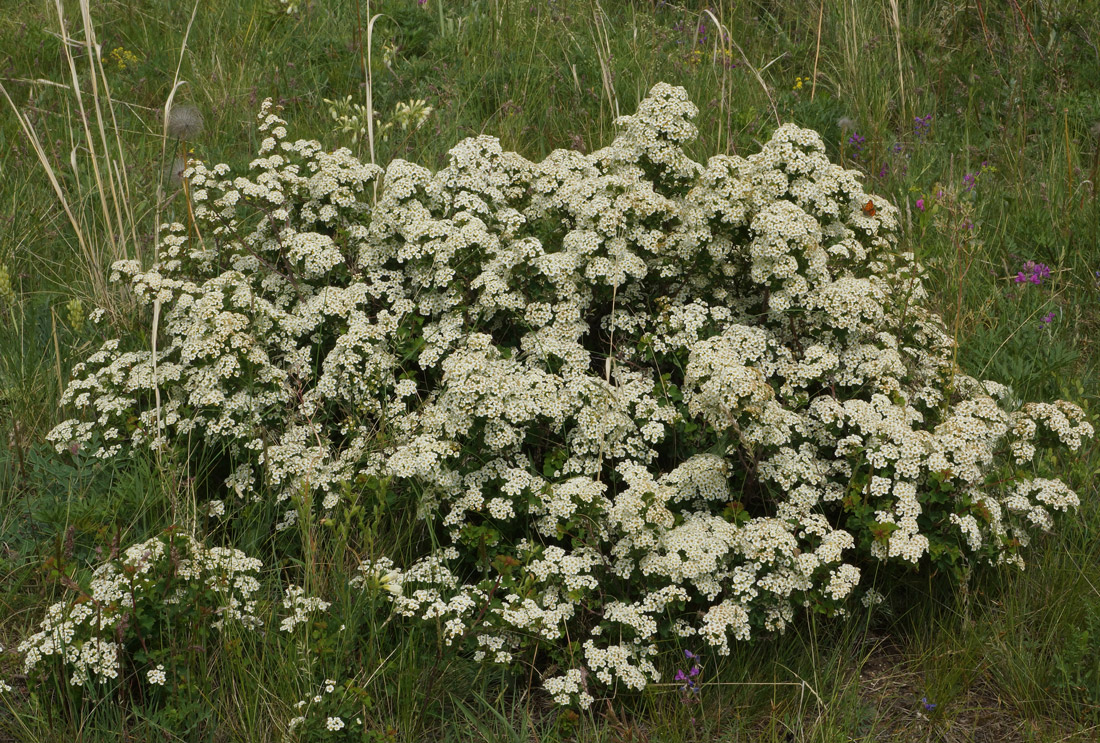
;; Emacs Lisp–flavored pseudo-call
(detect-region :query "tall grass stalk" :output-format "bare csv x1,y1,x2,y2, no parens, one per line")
888,0,906,121
591,2,620,124
10,0,139,321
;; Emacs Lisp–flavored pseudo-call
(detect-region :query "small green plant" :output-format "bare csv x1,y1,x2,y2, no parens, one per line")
286,678,379,741
324,95,434,146
324,95,381,145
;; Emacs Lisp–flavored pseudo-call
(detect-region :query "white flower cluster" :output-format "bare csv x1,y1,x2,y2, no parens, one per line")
17,533,264,687
147,664,167,686
286,678,365,739
279,585,331,632
543,668,593,708
46,85,1092,705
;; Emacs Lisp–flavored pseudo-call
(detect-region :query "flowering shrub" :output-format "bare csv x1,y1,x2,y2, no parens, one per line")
17,531,263,689
44,84,1092,706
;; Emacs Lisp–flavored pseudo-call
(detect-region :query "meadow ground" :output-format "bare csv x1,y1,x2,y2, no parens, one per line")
1,0,1099,740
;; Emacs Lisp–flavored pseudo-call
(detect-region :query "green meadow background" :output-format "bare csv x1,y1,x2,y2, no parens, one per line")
1,0,1099,740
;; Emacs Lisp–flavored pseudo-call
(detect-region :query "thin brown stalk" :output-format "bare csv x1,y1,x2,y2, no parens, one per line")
1064,107,1073,211
592,3,620,123
1008,0,1044,60
974,0,1007,85
51,307,64,400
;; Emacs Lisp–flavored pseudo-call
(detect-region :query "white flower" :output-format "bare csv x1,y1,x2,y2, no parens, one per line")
41,84,1091,707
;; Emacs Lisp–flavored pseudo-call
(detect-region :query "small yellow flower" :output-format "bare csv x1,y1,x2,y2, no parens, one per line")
793,77,803,91
108,47,139,71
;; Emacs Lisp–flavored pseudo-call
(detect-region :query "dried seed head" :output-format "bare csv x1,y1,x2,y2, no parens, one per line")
837,116,857,133
167,157,187,187
168,105,204,139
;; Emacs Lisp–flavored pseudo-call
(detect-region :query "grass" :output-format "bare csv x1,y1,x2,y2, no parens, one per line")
2,0,1100,740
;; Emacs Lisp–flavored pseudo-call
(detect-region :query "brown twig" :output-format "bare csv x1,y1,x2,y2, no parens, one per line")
811,1,823,102
1007,0,1044,61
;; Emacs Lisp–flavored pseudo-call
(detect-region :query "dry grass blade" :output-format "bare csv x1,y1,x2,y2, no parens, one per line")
0,82,107,309
888,0,906,120
811,0,824,101
0,0,154,323
591,3,620,122
59,0,119,267
366,12,386,169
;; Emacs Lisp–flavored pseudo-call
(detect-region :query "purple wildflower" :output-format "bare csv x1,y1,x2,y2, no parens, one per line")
922,697,936,711
1041,311,1055,324
676,649,703,699
913,114,933,140
916,198,925,211
1015,261,1051,285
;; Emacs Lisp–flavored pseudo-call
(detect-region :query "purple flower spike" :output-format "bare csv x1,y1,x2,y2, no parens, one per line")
1017,261,1052,286
1041,311,1055,324
916,198,925,211
675,670,687,682
914,114,933,140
